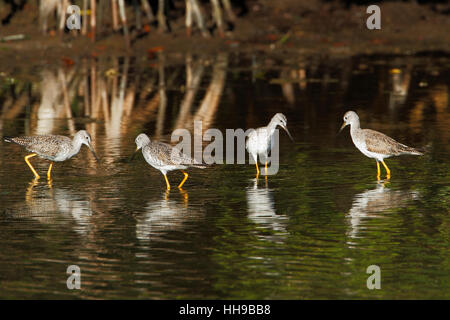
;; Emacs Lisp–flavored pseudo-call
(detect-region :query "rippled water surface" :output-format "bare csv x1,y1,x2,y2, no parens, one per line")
0,53,449,299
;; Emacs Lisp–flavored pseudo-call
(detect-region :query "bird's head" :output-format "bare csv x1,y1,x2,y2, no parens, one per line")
135,133,151,151
271,113,294,141
75,130,99,161
339,110,359,133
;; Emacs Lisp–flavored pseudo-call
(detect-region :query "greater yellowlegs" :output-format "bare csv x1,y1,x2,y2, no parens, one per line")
4,130,98,180
134,133,207,190
246,113,293,177
339,110,423,179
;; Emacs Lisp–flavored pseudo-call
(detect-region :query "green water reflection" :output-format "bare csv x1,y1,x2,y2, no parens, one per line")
0,53,448,299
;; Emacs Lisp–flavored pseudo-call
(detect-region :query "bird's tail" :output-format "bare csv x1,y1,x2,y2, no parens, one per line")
399,143,424,156
3,136,31,147
192,163,210,169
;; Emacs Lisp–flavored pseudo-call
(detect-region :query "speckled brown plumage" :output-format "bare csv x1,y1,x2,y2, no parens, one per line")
363,129,423,156
4,135,72,160
143,140,207,168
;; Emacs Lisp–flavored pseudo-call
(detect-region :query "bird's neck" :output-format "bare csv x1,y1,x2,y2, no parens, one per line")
267,120,278,135
350,120,361,135
69,139,82,158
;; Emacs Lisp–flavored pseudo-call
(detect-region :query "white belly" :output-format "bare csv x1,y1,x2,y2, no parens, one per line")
351,135,387,162
247,129,271,156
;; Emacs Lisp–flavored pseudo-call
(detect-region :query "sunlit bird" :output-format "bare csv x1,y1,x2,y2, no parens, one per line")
134,133,207,190
246,113,293,177
339,110,423,180
4,130,98,180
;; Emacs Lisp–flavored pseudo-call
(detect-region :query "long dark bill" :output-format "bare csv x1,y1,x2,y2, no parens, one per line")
88,144,100,162
338,122,347,135
128,148,139,163
282,126,294,142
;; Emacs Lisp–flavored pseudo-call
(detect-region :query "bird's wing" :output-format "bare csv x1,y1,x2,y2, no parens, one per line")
246,128,270,151
8,135,70,157
151,141,198,165
363,129,404,155
245,129,257,150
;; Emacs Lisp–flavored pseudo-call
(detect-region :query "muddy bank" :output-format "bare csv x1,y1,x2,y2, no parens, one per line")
0,1,449,72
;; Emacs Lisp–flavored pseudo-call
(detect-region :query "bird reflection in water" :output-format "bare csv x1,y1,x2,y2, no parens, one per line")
246,179,288,243
21,179,93,235
135,189,204,242
346,181,420,242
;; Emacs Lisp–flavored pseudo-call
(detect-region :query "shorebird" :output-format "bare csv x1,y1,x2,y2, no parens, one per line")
246,113,293,177
339,110,423,179
134,133,207,190
4,130,98,180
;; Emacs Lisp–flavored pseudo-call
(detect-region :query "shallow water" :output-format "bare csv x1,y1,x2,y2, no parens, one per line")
0,52,449,299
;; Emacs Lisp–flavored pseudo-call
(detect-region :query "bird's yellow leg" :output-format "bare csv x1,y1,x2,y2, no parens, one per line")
163,174,171,190
376,161,381,180
24,153,40,179
178,171,189,189
255,161,260,179
381,160,391,179
264,161,268,175
47,162,53,180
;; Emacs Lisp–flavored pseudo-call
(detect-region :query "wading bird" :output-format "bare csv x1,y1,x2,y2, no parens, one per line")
134,133,207,190
4,130,98,180
339,110,423,180
246,113,294,178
